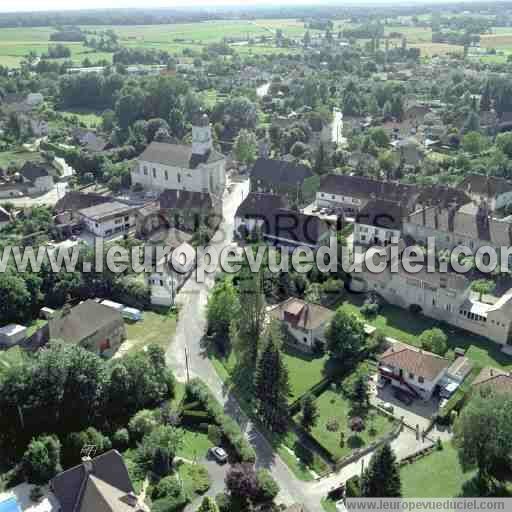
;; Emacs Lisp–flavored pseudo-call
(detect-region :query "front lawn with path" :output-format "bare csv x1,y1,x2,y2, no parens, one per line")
300,389,396,461
401,442,476,498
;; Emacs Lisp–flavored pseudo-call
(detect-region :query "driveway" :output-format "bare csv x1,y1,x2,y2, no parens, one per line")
370,378,439,433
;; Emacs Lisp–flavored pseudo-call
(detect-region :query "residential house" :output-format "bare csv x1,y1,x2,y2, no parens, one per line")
316,174,417,217
131,114,226,198
395,138,425,168
47,300,126,356
51,450,148,512
19,161,54,194
234,192,287,237
71,128,108,153
269,297,334,352
264,209,331,250
459,174,512,212
55,191,114,223
250,158,314,203
0,324,27,347
472,367,512,395
378,342,449,400
78,201,138,239
147,241,196,307
354,199,406,247
158,188,216,232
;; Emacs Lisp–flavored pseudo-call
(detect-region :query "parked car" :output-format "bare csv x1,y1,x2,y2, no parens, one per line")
377,377,387,389
381,402,394,414
209,446,228,464
393,388,414,405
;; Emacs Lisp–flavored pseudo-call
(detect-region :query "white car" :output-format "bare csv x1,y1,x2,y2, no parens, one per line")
210,446,228,464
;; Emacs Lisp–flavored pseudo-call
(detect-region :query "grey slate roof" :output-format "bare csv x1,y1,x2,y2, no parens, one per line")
20,161,50,182
51,450,137,512
357,199,406,230
251,158,314,187
49,300,123,345
138,141,224,170
55,191,113,213
159,189,212,210
459,174,512,199
235,192,288,219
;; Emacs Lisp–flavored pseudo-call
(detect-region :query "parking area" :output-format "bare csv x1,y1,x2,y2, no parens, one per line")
369,375,440,432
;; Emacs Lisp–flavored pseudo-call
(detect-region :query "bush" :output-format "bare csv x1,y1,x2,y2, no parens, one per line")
184,464,211,495
345,475,361,497
208,425,222,446
22,435,62,485
63,428,111,468
112,428,130,450
185,379,255,463
361,302,379,317
215,493,231,512
256,469,280,502
151,475,182,501
128,409,160,441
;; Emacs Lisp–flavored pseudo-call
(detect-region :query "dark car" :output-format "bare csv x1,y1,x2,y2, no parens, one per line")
393,388,414,406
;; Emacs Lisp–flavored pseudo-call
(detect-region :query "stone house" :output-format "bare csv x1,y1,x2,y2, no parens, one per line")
269,297,334,352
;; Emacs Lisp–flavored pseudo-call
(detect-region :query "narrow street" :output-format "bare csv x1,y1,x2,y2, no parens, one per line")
165,178,318,509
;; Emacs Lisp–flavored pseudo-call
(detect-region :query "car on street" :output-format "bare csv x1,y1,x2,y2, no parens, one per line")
381,402,394,414
209,446,228,464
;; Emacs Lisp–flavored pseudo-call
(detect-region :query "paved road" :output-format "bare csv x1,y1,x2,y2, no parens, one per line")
166,178,317,509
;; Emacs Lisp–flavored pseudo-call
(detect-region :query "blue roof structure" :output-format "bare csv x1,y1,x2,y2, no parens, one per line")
0,498,21,512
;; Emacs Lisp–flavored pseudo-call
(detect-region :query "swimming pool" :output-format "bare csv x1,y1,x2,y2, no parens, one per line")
0,498,21,512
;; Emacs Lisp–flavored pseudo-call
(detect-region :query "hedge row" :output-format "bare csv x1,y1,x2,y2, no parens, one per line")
184,379,256,463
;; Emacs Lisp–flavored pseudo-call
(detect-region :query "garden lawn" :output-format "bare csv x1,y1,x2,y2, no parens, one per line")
302,389,396,461
339,295,512,370
401,442,476,498
177,430,214,462
124,310,177,353
57,109,103,128
0,149,42,169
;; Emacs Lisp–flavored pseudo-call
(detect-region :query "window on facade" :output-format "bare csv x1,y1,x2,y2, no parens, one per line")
409,372,414,379
178,173,181,183
144,166,148,175
332,195,335,199
165,171,168,180
152,168,156,178
418,376,424,384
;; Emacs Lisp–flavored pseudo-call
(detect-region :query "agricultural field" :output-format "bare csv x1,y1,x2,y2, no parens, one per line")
384,25,433,44
0,20,301,67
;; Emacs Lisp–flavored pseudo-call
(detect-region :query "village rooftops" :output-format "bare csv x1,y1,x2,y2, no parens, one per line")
379,342,449,382
51,450,146,512
472,367,512,395
251,158,313,187
159,189,212,210
138,141,224,170
356,199,407,230
55,191,114,213
78,201,135,222
459,174,512,200
270,297,334,331
19,161,51,182
235,192,287,219
318,174,417,204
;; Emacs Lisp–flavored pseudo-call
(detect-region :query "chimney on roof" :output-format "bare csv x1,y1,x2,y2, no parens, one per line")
82,456,93,475
120,492,139,508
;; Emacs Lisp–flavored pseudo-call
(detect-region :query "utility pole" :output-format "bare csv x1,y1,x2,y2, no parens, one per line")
184,346,190,383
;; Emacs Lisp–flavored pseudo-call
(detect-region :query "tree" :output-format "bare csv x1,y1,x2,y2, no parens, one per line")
23,435,62,485
463,111,480,134
207,278,240,341
352,376,369,410
152,446,171,477
369,127,390,147
361,444,401,497
471,279,496,301
225,463,259,506
314,142,327,174
254,322,291,433
325,309,366,363
454,390,512,483
128,409,160,441
300,394,319,431
496,132,512,158
462,131,487,155
256,469,280,502
418,328,448,356
137,425,183,470
233,129,258,168
197,497,219,512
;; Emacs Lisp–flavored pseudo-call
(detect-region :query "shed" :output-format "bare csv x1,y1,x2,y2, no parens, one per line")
100,300,124,312
0,324,27,347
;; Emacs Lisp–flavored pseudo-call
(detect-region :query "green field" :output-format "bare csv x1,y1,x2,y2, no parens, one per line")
0,20,301,67
124,310,177,353
401,442,476,498
0,148,41,169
